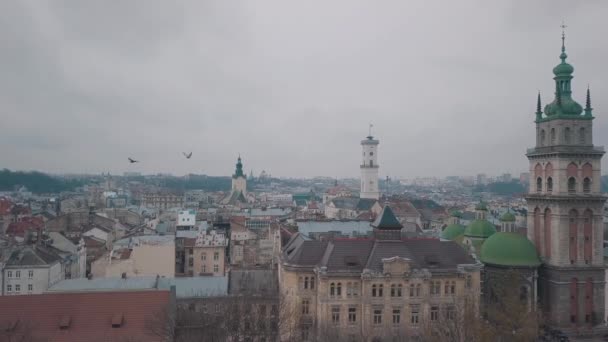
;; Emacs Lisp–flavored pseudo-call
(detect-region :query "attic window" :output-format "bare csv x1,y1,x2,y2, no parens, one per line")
111,314,124,328
424,255,440,267
344,256,359,267
3,319,19,332
286,247,296,255
59,316,71,330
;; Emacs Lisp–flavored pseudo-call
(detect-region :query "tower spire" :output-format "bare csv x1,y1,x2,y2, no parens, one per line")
585,85,593,116
536,91,543,121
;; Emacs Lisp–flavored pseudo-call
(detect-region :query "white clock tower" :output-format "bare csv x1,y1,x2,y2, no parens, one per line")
360,127,380,200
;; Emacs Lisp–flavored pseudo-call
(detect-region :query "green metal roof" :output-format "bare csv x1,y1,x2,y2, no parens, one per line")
372,206,402,230
441,224,465,240
500,211,516,222
464,219,496,238
480,232,541,267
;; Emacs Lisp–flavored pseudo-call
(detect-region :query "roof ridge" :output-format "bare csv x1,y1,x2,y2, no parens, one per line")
364,240,379,269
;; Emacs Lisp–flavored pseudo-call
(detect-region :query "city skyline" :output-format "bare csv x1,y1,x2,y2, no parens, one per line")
1,1,607,178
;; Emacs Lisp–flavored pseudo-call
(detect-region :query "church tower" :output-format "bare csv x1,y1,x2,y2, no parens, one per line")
526,28,606,335
360,128,379,200
232,156,247,195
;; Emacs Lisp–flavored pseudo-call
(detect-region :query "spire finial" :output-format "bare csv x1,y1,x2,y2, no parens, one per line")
560,21,568,61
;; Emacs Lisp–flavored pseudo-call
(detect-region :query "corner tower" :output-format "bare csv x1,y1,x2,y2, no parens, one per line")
360,127,379,200
526,28,606,336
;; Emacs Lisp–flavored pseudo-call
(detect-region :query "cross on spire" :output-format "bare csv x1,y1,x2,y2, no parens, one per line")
561,21,567,51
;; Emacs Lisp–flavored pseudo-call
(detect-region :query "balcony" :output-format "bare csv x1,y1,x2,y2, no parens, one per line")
527,145,605,155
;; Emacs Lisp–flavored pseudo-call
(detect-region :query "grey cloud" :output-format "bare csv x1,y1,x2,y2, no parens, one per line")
0,0,607,178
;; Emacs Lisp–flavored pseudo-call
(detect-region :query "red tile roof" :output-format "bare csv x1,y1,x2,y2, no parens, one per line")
0,290,172,342
5,217,44,237
0,197,13,215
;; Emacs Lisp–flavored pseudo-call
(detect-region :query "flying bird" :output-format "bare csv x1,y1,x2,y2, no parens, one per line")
183,152,192,159
128,158,139,163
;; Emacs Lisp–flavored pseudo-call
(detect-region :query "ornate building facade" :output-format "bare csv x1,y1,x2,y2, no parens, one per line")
525,31,607,337
279,206,481,341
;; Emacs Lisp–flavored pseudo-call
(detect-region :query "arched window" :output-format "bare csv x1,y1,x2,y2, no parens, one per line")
583,178,591,193
568,177,576,193
570,278,578,323
397,284,402,297
391,284,396,297
565,127,571,144
444,282,450,295
585,278,593,324
372,284,377,297
378,284,383,297
534,208,541,250
584,210,593,264
304,277,309,289
415,284,421,297
450,281,456,294
547,177,553,193
569,209,578,264
551,128,556,144
540,129,546,146
330,283,335,296
409,284,415,297
520,286,528,302
336,282,342,296
310,277,315,290
579,127,586,144
536,177,543,193
544,208,552,258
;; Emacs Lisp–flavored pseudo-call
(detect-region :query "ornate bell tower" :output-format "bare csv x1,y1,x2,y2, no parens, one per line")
526,27,606,336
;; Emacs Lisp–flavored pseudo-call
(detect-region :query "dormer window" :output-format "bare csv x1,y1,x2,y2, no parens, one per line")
111,314,124,328
59,316,71,330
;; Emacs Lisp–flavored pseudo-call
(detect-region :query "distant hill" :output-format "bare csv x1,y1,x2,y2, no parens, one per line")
0,169,85,194
474,181,525,196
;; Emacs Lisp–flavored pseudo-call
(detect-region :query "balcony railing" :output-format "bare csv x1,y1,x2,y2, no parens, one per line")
527,145,605,154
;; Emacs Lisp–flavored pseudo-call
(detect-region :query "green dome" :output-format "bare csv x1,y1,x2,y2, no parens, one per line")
480,232,541,267
464,219,496,238
500,212,516,222
441,224,465,240
544,97,583,116
553,60,574,76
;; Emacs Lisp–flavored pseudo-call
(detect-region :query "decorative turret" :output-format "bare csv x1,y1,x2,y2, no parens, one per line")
372,206,402,240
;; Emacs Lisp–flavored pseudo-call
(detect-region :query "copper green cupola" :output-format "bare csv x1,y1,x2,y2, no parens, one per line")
540,27,587,120
233,156,246,179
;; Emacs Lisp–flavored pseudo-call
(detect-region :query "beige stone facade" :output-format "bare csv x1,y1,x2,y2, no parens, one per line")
279,235,480,341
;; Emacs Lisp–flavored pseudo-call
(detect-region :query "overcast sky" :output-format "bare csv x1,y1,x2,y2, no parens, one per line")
1,1,607,179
